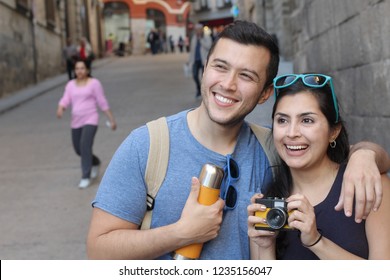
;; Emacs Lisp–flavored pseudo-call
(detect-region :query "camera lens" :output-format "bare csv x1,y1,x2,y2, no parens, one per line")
266,208,287,229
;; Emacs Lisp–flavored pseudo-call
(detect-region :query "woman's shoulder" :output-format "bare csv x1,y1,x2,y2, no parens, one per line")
381,173,390,192
65,79,76,88
368,174,390,220
89,78,102,86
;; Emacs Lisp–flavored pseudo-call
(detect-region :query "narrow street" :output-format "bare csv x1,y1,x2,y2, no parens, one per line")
0,53,291,259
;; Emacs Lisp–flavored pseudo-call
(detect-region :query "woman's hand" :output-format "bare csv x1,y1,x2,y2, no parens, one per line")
56,106,65,119
109,119,117,131
104,110,117,131
286,194,320,247
247,193,277,249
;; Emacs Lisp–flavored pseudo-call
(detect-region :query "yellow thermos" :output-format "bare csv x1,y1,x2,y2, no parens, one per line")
172,163,224,260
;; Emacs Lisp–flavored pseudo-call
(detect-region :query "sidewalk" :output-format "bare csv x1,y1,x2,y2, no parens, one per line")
0,57,114,115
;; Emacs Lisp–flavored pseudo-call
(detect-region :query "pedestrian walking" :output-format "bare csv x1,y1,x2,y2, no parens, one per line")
63,37,78,80
185,35,190,52
177,36,184,53
56,59,117,189
147,29,159,55
169,35,175,53
77,37,94,71
106,33,115,55
188,24,212,98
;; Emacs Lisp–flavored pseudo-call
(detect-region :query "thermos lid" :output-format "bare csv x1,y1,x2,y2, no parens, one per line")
199,164,224,189
171,252,195,260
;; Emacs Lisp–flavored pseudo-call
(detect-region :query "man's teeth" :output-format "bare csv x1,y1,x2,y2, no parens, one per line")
215,94,234,104
286,145,307,150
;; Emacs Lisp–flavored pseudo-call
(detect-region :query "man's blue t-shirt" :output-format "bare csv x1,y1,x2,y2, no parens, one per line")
92,110,273,259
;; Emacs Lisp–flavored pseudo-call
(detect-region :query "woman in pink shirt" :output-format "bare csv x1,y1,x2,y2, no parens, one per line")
57,59,116,188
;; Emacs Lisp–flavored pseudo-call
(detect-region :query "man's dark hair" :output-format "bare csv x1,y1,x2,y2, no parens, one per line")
206,20,280,89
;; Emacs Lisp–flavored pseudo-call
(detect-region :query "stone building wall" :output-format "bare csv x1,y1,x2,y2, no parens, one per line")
237,0,299,59
288,0,390,152
0,0,63,98
0,7,34,97
34,23,63,81
0,0,105,99
237,0,389,152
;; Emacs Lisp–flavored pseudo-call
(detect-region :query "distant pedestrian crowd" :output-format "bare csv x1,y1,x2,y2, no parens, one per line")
146,28,190,55
145,24,218,99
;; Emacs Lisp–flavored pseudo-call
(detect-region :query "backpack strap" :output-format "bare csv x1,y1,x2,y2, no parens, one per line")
248,123,281,178
140,117,170,230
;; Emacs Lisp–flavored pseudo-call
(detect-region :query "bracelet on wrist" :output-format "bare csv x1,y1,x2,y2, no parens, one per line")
302,229,323,248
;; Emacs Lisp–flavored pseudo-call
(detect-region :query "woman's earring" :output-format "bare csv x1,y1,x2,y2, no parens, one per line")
330,140,336,149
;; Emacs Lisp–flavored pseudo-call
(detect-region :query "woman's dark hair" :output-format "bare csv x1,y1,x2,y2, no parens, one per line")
73,59,92,77
206,20,279,89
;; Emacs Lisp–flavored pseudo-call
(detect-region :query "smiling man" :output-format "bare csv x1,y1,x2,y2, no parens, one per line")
86,21,389,260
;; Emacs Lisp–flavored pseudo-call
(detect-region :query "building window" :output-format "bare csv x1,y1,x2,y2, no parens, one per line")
217,0,232,9
192,0,210,12
45,0,56,29
201,0,209,9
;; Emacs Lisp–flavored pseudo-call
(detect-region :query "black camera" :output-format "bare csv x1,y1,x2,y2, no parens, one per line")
254,197,294,230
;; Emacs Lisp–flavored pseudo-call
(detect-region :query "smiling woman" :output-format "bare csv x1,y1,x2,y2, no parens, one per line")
247,73,390,260
273,92,340,171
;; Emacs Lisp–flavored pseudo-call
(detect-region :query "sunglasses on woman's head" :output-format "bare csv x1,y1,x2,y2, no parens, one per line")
273,74,339,123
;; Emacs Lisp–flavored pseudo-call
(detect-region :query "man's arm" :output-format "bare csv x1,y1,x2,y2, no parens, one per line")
349,142,390,174
88,207,206,259
87,178,225,259
335,141,390,223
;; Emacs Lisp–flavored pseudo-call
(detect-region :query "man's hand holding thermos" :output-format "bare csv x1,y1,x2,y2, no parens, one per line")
172,164,225,260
